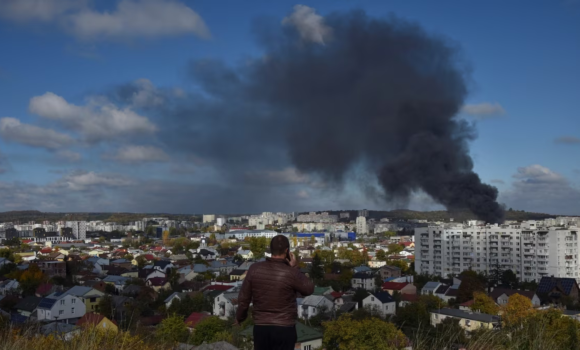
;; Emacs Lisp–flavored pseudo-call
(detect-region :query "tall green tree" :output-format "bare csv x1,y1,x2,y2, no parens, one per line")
192,316,226,345
310,253,325,282
323,314,406,350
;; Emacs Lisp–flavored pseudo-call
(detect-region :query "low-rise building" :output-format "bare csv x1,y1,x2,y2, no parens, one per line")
362,291,396,317
430,308,500,331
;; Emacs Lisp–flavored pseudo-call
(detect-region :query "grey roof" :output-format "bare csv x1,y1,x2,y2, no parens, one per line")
164,292,186,303
302,295,327,307
432,308,500,323
423,281,441,291
352,272,373,279
435,285,450,295
40,322,78,336
339,301,358,312
15,296,42,312
62,286,93,297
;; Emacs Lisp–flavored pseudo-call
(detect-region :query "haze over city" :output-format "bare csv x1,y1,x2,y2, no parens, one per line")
0,1,578,217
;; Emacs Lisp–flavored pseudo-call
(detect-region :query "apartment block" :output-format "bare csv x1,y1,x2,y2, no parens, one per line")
415,221,580,282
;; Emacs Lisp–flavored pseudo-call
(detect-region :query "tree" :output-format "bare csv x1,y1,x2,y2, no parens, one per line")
434,317,468,346
249,237,268,259
105,284,117,295
135,255,147,269
352,288,369,308
503,293,535,328
14,263,46,296
192,316,225,345
471,292,499,315
323,314,406,350
169,227,177,236
292,236,298,247
376,249,387,261
389,260,409,274
98,295,115,320
162,231,170,245
156,314,190,343
386,243,403,257
501,269,519,288
457,270,485,303
310,253,324,282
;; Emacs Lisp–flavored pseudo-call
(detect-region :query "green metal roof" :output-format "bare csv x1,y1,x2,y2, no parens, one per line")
312,286,333,296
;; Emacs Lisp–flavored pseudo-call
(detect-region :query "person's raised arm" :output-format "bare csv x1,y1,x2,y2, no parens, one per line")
235,268,252,324
288,252,314,296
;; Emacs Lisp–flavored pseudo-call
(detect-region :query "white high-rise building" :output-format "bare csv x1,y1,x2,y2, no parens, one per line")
356,216,368,234
415,221,580,282
203,215,216,223
66,221,87,240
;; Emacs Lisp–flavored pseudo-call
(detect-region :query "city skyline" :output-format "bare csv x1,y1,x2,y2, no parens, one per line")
0,1,579,215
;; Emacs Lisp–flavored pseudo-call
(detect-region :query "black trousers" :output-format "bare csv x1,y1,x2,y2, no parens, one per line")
253,324,297,350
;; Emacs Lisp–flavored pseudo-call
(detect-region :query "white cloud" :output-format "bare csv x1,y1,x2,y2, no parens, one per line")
297,189,309,199
0,117,74,149
29,92,157,143
56,150,81,162
106,145,169,163
501,164,580,215
461,102,505,119
0,0,83,22
554,136,580,145
60,171,134,191
128,79,165,107
65,0,210,41
282,5,332,44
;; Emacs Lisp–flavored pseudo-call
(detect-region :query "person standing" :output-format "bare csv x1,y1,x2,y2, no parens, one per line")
236,235,314,350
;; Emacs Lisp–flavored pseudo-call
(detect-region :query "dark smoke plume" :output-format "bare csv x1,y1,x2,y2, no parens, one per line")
120,9,505,223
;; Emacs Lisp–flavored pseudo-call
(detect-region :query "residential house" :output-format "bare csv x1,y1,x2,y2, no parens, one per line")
153,260,174,274
0,258,9,267
197,248,217,260
236,261,254,271
536,276,580,303
102,275,130,292
312,286,334,296
40,322,80,341
0,279,19,295
491,288,541,307
60,286,104,313
229,269,247,281
35,260,66,279
14,296,42,317
368,260,387,268
35,292,86,323
145,270,167,281
240,322,323,350
362,291,396,317
165,292,190,308
147,277,171,292
209,259,238,275
214,289,239,320
399,293,419,308
237,250,253,260
297,295,334,319
421,281,441,295
430,308,500,331
381,282,417,295
83,281,107,293
353,266,372,274
351,273,375,291
76,312,118,333
378,265,402,280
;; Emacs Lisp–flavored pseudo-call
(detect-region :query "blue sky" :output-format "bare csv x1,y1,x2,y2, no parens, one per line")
0,0,578,216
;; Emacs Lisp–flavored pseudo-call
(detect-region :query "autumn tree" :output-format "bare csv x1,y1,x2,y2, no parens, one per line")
471,292,499,315
11,263,46,296
376,249,387,261
323,314,406,350
503,293,535,328
156,314,190,343
387,243,404,257
162,231,170,245
192,316,226,345
249,237,269,259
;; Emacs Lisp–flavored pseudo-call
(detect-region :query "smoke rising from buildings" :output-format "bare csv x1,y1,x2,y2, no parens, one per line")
119,9,505,222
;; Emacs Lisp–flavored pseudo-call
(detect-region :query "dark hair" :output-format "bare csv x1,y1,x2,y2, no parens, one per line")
270,235,290,256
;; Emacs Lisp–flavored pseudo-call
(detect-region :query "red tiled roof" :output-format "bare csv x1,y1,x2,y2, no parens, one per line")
204,285,234,291
460,299,475,307
382,282,409,291
185,312,210,328
401,242,413,246
330,291,343,298
143,254,156,261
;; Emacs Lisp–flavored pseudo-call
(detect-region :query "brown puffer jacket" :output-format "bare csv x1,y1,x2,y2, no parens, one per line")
236,257,314,326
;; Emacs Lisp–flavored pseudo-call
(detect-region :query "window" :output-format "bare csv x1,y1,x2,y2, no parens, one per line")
72,308,75,314
60,300,65,305
72,299,76,304
59,310,64,315
304,346,312,350
371,297,374,302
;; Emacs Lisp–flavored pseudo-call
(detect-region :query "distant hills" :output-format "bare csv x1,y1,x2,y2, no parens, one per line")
0,208,559,224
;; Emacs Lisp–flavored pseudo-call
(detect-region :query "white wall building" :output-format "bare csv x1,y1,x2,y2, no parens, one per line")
415,221,580,282
66,221,87,240
356,216,368,235
203,215,216,223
